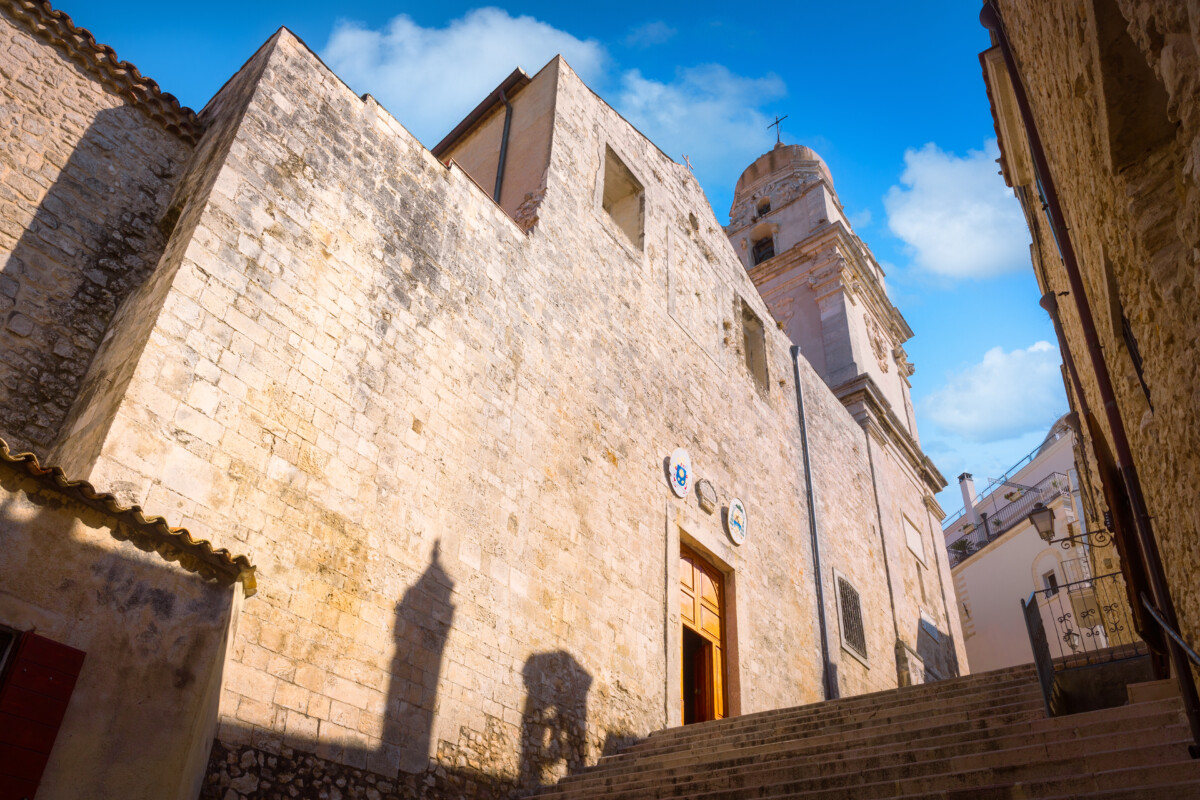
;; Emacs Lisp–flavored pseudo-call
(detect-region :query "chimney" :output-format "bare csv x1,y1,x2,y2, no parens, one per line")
958,473,980,525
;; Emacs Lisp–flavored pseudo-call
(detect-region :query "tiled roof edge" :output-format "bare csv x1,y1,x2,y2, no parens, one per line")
3,0,203,145
0,438,256,596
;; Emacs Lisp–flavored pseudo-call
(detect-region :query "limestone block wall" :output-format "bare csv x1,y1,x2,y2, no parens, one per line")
0,459,238,800
49,34,279,481
795,363,900,698
76,30,900,794
869,436,965,681
0,7,192,453
546,57,901,706
993,0,1200,661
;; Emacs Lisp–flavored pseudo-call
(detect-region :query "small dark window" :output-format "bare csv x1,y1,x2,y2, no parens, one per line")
751,237,774,265
1043,571,1059,595
836,576,867,660
740,300,769,391
756,198,771,216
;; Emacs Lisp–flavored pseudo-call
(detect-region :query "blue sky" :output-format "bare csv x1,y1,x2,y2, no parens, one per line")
61,0,1068,515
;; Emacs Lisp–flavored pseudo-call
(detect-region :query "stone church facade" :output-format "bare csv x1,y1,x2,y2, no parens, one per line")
0,2,963,798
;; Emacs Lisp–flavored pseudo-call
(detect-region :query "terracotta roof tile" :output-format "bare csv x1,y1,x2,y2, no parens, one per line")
1,438,256,596
2,0,203,144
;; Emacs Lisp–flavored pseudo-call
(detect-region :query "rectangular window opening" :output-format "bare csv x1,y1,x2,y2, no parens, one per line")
751,237,775,265
1043,571,1060,595
740,299,769,391
602,145,644,250
835,573,868,664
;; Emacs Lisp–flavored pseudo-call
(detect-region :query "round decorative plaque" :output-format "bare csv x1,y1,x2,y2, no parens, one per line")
668,448,691,498
727,498,748,545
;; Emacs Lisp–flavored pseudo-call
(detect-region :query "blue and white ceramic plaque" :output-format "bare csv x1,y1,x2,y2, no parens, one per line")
668,448,691,498
728,498,748,545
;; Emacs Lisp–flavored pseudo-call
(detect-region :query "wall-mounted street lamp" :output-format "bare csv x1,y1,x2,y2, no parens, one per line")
1029,502,1056,540
1027,502,1113,548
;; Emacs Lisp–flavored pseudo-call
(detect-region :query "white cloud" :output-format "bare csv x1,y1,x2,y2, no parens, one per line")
848,208,872,230
920,341,1066,443
321,9,606,146
615,65,785,214
625,21,676,48
883,140,1030,279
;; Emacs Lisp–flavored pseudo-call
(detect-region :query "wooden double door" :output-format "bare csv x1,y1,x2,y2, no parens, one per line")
679,545,726,724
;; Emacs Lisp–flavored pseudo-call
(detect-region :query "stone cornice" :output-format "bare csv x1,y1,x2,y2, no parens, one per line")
748,221,915,348
832,374,947,495
923,493,946,520
3,0,203,145
798,223,914,343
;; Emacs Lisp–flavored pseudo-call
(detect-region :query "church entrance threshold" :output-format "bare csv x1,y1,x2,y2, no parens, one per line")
680,545,726,723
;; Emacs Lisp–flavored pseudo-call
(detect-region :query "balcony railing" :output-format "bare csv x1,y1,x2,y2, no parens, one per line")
942,431,1068,529
946,472,1071,566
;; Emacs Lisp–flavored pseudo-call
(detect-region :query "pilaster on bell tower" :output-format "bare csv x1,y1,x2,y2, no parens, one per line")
725,143,942,496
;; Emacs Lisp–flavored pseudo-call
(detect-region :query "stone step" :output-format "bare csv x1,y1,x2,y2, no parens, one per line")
834,765,1200,800
620,677,1044,756
550,702,1045,790
630,671,1042,751
541,707,1187,799
526,663,1193,800
543,707,1187,798
639,667,1039,747
596,689,1047,768
646,738,1200,800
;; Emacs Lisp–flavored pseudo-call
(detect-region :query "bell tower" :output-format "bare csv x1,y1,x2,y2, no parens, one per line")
725,143,923,448
727,143,957,686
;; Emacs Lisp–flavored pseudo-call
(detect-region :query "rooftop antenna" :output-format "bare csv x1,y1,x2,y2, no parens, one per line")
768,114,789,145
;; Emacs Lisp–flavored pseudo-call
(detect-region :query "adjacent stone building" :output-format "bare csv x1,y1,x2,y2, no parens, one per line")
978,0,1200,732
0,1,963,797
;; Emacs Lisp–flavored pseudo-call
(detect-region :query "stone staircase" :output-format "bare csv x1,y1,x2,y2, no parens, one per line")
531,663,1200,799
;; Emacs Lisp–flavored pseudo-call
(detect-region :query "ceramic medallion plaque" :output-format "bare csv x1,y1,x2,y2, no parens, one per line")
668,448,691,498
727,498,748,545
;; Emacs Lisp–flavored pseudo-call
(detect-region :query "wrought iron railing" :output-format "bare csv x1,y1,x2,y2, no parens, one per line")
946,472,1072,566
1022,591,1058,716
1023,569,1143,719
1031,570,1142,668
1139,592,1200,758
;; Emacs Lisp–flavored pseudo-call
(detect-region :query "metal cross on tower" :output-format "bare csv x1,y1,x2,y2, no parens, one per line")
768,114,789,144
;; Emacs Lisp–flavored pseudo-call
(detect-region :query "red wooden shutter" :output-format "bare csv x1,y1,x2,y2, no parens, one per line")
0,632,86,800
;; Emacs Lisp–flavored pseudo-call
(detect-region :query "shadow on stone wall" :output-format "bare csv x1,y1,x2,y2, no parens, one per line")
518,651,592,787
0,105,182,453
385,541,455,775
201,546,624,799
915,620,958,683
